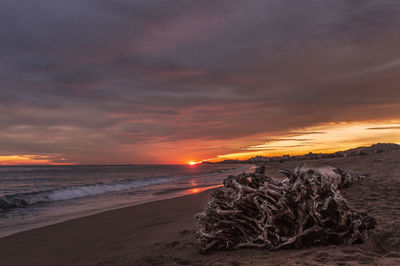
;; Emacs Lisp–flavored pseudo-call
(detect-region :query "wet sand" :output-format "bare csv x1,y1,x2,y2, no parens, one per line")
1,150,400,265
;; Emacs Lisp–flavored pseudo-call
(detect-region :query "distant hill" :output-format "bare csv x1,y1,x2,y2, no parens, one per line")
212,143,400,164
342,143,400,156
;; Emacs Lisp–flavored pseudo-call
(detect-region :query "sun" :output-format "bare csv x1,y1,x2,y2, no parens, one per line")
188,161,199,165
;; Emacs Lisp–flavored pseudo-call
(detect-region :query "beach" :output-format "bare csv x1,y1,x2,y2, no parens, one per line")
1,150,400,265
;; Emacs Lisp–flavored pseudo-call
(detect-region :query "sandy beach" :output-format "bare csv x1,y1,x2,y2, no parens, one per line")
1,150,400,266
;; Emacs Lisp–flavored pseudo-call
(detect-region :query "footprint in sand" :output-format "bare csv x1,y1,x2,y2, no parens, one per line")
179,229,192,236
165,240,180,247
173,257,198,265
135,255,165,265
313,252,330,263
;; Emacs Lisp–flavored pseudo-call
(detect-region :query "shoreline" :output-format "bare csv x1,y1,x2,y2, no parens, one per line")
0,189,213,266
0,185,219,240
0,163,255,240
1,152,399,265
0,189,213,241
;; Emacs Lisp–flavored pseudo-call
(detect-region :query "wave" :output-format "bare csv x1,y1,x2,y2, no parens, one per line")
0,164,255,212
0,177,170,211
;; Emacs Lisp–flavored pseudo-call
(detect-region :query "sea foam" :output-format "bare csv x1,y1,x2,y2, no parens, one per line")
0,177,170,210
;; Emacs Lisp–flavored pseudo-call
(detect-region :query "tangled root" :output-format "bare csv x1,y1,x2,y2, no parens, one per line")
196,164,376,251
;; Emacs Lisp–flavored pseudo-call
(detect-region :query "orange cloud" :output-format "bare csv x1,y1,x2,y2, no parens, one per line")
210,120,400,161
0,155,72,165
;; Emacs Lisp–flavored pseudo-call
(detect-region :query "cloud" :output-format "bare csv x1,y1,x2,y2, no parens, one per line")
1,0,400,163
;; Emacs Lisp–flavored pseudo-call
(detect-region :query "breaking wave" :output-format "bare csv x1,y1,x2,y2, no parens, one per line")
0,165,255,212
0,177,170,211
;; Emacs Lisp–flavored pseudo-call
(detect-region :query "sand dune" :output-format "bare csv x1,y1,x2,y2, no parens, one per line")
1,150,400,265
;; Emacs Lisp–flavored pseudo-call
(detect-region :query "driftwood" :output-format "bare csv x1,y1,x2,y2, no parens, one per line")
196,164,376,252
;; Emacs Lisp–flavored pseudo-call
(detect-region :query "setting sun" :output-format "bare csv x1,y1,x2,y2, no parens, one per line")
188,161,199,165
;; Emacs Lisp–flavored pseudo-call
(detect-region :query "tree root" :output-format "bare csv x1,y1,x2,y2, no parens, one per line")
196,164,376,251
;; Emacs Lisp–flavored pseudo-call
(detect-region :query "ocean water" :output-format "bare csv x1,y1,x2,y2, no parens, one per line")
0,164,254,238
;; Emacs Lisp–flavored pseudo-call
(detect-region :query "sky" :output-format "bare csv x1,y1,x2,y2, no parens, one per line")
0,0,400,165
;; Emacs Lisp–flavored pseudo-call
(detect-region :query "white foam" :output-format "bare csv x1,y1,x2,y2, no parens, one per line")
4,178,170,207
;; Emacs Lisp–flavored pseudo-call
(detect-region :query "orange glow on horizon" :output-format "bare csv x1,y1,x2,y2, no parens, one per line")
0,121,399,165
210,120,400,162
0,155,72,165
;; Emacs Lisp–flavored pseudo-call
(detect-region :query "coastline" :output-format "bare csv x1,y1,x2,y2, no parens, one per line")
1,151,400,265
0,190,212,266
0,184,222,240
0,164,254,239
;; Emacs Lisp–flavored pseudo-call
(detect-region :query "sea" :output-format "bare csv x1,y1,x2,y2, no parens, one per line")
0,164,254,238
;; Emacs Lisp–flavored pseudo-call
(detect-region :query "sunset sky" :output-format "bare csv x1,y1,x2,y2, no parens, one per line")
1,0,399,165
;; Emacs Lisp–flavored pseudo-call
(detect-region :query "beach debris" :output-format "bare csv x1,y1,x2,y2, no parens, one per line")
196,164,376,252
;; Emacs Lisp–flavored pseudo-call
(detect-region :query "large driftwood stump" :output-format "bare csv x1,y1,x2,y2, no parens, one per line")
196,164,376,251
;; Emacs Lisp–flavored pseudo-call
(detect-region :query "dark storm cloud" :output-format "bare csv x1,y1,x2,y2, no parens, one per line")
1,0,400,163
